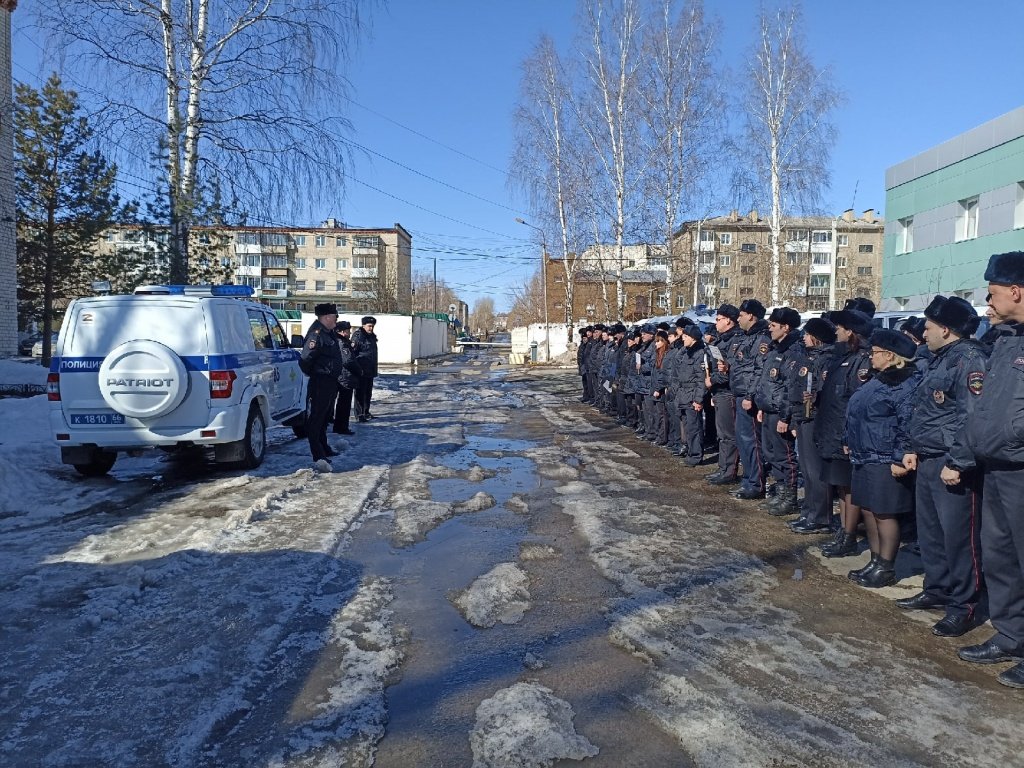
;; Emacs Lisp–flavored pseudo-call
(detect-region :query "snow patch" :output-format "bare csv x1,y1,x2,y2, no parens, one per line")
453,563,531,628
469,682,598,768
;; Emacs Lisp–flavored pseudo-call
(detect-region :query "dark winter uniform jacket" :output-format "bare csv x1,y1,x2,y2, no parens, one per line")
599,339,618,383
673,340,709,406
908,338,988,471
663,340,684,399
752,330,803,418
335,333,364,389
351,327,379,378
785,344,831,425
576,338,588,375
631,340,654,396
967,322,1024,465
614,339,632,393
301,320,344,378
728,320,771,399
651,350,670,395
814,339,873,461
844,364,920,465
708,326,742,394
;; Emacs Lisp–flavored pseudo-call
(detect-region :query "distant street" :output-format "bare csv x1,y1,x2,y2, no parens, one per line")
1,350,1019,767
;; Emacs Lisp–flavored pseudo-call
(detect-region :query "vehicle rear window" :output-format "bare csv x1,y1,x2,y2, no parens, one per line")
65,301,208,357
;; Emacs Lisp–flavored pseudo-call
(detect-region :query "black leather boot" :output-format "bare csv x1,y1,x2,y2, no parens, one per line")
766,486,799,516
821,530,859,558
847,553,878,581
855,556,896,588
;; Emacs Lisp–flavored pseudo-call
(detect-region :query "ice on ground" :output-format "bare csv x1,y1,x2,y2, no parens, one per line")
469,682,598,768
453,562,531,628
387,456,495,544
465,464,495,482
505,495,529,514
519,543,557,561
455,491,497,513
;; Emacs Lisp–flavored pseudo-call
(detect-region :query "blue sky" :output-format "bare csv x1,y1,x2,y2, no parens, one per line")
13,1,1024,312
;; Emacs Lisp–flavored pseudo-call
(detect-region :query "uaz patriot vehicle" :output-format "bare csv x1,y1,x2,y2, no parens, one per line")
48,284,307,476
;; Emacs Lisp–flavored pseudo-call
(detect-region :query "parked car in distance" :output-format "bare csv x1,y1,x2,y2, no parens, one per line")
18,332,42,356
32,333,59,358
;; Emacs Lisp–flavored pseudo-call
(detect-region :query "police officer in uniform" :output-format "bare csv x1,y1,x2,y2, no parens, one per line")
898,296,986,636
332,320,364,436
962,251,1024,687
577,327,592,402
706,305,743,485
301,303,343,467
752,307,804,515
731,299,771,500
676,324,708,466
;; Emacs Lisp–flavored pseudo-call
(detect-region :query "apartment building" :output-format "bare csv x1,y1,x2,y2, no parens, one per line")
883,107,1024,311
547,257,674,323
95,220,413,314
672,210,884,312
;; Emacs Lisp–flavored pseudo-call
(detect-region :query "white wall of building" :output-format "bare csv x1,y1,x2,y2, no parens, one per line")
511,323,574,362
299,313,448,364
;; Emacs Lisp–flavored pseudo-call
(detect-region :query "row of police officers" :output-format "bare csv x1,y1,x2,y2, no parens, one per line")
576,250,1024,690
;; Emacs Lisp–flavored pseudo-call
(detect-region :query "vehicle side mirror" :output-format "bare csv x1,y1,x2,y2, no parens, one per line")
291,334,304,348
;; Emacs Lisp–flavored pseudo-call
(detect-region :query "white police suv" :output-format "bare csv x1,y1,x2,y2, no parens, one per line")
48,284,307,476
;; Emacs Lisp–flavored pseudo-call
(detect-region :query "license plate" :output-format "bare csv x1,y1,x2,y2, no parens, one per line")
70,412,126,426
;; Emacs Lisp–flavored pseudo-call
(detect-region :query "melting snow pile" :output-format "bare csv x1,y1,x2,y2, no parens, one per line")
469,683,598,768
454,562,531,628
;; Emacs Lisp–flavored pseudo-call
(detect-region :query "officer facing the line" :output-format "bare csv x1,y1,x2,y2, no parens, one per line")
301,303,343,468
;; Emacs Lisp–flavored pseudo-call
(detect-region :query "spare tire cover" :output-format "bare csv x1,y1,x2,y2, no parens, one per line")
98,340,189,419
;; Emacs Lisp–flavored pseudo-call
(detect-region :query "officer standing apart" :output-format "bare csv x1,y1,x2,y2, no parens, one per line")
332,320,364,436
963,251,1024,687
301,303,343,468
351,316,379,422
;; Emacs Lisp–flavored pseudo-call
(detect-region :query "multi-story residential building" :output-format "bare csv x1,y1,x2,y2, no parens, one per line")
547,257,676,323
672,210,884,312
94,219,413,314
882,106,1024,311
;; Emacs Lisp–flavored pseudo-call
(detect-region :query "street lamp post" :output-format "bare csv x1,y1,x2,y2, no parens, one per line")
515,218,550,362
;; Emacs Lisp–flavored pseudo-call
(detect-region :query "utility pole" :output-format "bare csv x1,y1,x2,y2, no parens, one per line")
433,257,437,314
515,218,550,362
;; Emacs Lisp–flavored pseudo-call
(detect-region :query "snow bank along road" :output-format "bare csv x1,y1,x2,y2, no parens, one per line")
0,354,1018,767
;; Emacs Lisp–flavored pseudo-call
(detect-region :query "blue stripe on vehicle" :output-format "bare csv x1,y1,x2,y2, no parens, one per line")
52,349,300,373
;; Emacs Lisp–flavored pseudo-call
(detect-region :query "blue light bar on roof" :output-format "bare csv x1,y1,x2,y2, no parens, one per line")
210,285,254,297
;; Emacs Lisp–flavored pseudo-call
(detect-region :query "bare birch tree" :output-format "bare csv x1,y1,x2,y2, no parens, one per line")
736,3,842,305
511,36,591,331
639,0,722,313
574,0,647,317
34,0,368,282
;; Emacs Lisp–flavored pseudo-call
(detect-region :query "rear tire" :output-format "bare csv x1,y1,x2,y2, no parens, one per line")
73,450,117,477
240,405,267,469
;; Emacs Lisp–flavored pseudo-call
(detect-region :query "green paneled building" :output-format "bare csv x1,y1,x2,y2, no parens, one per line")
882,107,1024,310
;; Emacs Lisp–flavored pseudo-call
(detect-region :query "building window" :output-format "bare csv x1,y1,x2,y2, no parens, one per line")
263,277,287,291
554,302,564,310
554,275,564,283
787,253,800,265
857,266,873,276
719,233,732,245
336,258,348,270
1015,182,1024,229
265,233,288,246
198,232,211,244
858,244,874,253
657,293,669,308
741,243,756,253
808,299,827,311
336,236,347,246
676,296,688,308
836,255,847,268
353,256,376,269
242,254,260,267
837,277,848,289
741,265,756,275
585,304,596,314
699,230,715,242
315,235,326,247
898,217,914,254
719,254,731,267
336,280,347,292
295,257,306,269
812,230,832,244
812,252,831,266
957,196,979,241
103,231,115,242
808,275,830,296
315,258,326,270
788,229,809,242
315,280,326,292
739,287,754,296
837,234,849,246
649,257,667,267
295,280,306,291
718,277,730,289
295,235,306,247
354,235,380,248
